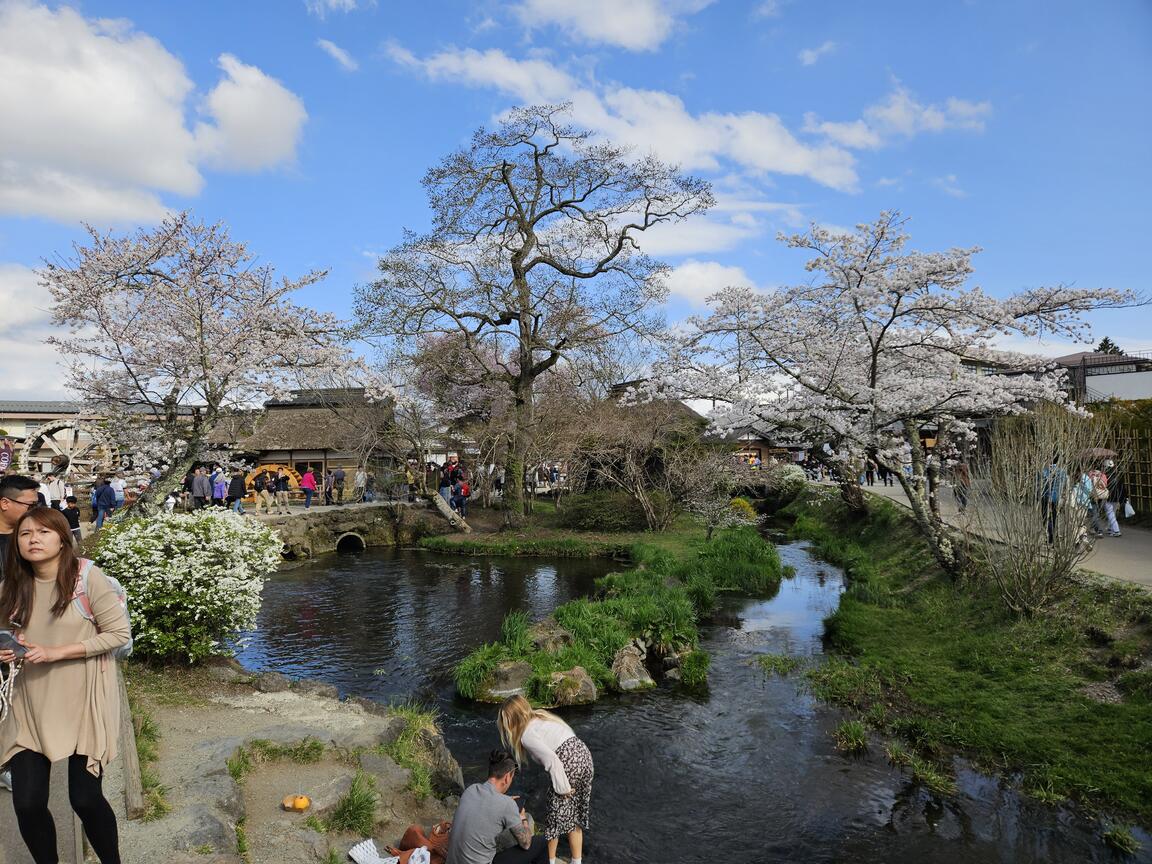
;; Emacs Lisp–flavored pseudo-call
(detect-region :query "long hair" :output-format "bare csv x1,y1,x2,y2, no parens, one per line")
497,695,566,766
0,508,80,625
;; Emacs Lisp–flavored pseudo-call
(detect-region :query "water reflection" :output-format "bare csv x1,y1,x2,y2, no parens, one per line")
238,542,1151,864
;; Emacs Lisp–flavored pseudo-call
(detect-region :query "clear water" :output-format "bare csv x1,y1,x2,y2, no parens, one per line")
237,542,1151,863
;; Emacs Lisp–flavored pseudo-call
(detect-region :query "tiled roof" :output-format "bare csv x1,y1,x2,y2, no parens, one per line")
0,400,83,414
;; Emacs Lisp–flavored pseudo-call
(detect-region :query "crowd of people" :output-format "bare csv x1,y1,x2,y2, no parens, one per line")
164,464,385,516
1039,455,1131,543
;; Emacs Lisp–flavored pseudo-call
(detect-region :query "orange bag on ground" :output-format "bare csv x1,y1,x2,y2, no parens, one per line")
389,821,451,864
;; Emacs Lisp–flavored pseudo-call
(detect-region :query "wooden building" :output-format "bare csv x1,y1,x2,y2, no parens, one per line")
228,388,392,479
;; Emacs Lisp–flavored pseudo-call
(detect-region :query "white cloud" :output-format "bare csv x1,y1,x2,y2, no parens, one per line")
386,44,578,104
0,163,170,223
195,54,308,172
865,84,991,137
0,2,199,221
931,173,967,198
638,216,763,257
802,115,883,149
754,1,783,17
0,3,308,224
515,0,712,51
0,326,73,399
390,46,860,191
662,259,756,305
0,264,49,331
317,38,358,72
798,40,837,66
0,263,71,399
805,82,992,152
992,335,1152,359
304,0,371,18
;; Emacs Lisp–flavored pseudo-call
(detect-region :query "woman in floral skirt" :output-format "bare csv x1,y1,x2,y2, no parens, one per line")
498,695,593,864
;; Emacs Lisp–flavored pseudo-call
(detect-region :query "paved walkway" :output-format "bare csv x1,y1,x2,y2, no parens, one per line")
852,480,1152,590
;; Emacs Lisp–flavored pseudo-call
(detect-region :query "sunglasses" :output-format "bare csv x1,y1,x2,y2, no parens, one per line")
2,497,40,510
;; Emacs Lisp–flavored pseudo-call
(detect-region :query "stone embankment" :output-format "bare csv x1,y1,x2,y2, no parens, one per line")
259,501,449,559
115,661,464,864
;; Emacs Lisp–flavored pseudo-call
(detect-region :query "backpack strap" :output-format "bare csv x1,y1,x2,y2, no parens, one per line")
72,558,96,622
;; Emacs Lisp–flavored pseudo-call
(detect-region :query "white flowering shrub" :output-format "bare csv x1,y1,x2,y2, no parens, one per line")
764,463,808,503
94,510,282,664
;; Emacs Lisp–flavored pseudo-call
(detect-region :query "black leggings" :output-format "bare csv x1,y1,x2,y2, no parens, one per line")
8,750,121,864
493,835,549,864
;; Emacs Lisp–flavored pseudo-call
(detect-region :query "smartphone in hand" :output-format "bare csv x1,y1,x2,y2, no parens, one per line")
0,629,27,658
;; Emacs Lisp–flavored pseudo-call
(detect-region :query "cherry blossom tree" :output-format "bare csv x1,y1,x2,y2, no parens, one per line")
663,212,1140,572
355,104,713,526
44,212,353,513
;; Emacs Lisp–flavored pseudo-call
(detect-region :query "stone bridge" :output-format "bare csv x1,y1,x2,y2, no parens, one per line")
260,501,449,559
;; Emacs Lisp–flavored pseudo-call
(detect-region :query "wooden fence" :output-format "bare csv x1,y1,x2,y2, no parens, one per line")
1106,427,1152,516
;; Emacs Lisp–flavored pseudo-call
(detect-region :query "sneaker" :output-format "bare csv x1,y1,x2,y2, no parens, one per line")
1108,531,1122,537
0,767,11,791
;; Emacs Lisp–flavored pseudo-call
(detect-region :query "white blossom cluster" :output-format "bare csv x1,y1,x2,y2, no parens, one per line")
94,510,282,663
657,212,1140,569
663,212,1137,470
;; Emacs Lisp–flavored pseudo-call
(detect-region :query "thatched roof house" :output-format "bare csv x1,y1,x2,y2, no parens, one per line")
229,388,393,475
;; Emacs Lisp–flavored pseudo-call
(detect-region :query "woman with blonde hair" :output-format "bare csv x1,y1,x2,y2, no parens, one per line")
0,507,130,864
497,694,593,864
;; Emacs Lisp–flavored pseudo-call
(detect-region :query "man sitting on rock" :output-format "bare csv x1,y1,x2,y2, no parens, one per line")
446,750,547,864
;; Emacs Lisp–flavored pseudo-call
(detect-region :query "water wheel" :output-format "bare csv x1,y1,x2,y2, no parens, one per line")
17,420,119,484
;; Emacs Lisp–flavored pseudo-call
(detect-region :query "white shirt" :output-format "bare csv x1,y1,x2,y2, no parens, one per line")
520,717,576,795
110,478,126,494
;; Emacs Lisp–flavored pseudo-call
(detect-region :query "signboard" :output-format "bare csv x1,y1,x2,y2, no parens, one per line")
0,438,12,473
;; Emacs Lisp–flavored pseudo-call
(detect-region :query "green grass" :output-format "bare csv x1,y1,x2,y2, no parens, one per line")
679,650,710,687
122,661,210,707
375,702,441,800
834,719,869,754
420,534,630,558
757,654,803,676
324,771,377,836
132,707,171,821
782,487,1152,822
452,524,783,698
884,741,957,796
500,610,533,655
235,818,249,861
227,737,325,782
1103,826,1142,856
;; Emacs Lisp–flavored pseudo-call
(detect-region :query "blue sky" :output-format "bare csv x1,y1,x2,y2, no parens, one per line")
2,0,1150,398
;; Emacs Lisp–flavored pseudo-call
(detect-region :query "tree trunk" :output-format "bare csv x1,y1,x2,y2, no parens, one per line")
838,478,866,513
429,491,471,533
502,379,535,529
898,421,964,576
131,450,199,518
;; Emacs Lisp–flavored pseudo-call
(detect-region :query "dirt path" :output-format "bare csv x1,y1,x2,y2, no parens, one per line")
0,667,461,864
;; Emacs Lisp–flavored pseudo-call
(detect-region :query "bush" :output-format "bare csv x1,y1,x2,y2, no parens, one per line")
729,497,757,520
94,510,282,664
764,463,807,503
557,490,648,532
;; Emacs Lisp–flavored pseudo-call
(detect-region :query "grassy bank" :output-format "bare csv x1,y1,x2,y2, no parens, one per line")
454,525,784,701
419,534,631,558
419,505,709,560
781,486,1152,824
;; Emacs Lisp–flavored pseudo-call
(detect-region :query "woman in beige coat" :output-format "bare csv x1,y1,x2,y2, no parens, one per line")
0,507,129,864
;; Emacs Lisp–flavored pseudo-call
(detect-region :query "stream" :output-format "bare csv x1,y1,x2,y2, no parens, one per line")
237,540,1151,863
